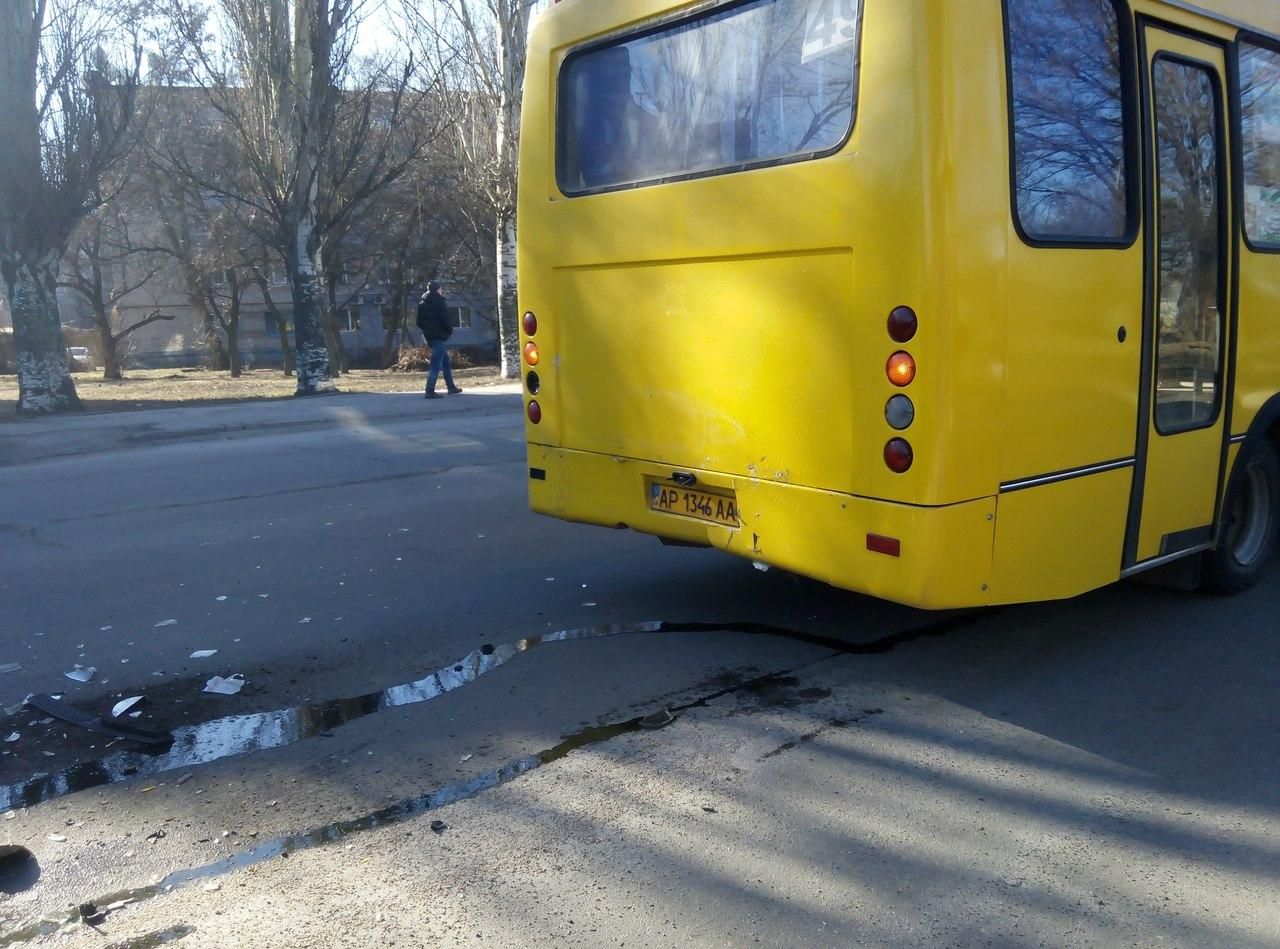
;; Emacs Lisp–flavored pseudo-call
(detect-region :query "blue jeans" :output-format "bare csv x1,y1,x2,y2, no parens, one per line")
426,341,455,393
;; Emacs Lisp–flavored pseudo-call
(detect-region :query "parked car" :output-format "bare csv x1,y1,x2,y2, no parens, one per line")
66,347,94,372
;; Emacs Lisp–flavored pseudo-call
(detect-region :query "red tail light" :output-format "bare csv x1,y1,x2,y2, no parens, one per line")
527,400,542,424
888,306,918,343
884,438,913,473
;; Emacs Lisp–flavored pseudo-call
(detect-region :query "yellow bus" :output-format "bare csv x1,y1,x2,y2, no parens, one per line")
517,0,1280,610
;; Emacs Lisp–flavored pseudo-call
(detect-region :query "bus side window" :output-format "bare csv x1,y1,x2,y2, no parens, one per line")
1240,41,1280,248
1005,0,1131,243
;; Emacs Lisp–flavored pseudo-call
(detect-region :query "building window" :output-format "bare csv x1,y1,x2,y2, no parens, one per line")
557,0,861,194
1240,41,1280,248
449,306,472,330
1005,0,1131,243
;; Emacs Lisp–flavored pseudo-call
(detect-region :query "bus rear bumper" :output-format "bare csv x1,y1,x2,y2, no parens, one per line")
528,445,997,611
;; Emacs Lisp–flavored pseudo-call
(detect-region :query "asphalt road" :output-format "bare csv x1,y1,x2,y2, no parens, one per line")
0,391,1277,947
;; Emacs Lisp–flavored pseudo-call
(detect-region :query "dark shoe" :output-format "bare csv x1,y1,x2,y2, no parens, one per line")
447,386,464,395
425,392,443,400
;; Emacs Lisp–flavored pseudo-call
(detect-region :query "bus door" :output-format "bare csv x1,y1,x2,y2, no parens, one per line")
1126,23,1233,570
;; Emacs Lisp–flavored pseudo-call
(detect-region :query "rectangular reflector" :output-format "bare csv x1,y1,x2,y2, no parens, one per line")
866,534,901,558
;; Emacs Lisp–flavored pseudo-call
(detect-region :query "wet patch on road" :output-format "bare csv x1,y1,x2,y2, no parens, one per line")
0,663,838,945
0,613,984,812
0,611,989,943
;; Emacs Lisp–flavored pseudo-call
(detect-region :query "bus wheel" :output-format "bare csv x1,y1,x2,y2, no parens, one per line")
1203,439,1280,594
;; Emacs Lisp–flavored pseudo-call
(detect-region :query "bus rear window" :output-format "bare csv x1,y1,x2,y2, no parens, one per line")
557,0,861,195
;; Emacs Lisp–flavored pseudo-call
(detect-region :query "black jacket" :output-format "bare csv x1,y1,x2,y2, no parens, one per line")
417,292,452,343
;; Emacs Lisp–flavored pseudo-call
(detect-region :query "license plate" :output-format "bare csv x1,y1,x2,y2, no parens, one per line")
648,481,741,528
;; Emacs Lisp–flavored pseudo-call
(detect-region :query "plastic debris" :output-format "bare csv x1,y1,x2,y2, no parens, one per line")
430,820,447,835
110,697,144,719
146,829,167,843
202,881,221,893
189,650,219,660
2,812,14,820
298,617,312,625
176,773,194,786
4,733,17,743
78,902,105,925
702,806,718,814
204,674,246,696
753,561,770,572
583,602,598,608
640,708,677,730
47,834,67,843
215,596,228,602
0,663,21,675
154,620,178,628
65,666,97,684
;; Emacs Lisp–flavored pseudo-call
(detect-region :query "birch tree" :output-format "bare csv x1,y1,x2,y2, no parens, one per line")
0,0,141,413
401,0,537,379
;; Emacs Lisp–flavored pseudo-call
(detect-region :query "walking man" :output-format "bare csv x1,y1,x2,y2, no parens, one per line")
417,281,462,399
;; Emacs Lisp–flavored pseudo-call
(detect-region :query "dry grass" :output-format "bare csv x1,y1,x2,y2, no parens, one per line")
0,366,507,421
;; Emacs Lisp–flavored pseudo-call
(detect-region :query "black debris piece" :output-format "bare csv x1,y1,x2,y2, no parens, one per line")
23,695,171,748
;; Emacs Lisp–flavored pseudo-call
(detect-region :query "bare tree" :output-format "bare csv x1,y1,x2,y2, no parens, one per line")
0,0,141,413
165,0,425,394
59,206,175,379
401,0,537,379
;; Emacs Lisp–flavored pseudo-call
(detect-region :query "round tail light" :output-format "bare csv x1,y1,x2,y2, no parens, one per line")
888,306,918,343
523,312,538,336
885,438,914,473
527,400,542,424
887,352,916,387
523,342,540,367
526,370,541,395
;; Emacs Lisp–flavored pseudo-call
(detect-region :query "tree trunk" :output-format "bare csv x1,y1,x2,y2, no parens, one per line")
201,308,230,371
228,317,242,378
183,275,227,370
285,215,336,396
322,270,350,376
496,214,519,380
324,308,349,375
256,274,295,375
101,329,123,381
6,256,82,414
381,285,406,368
277,320,295,375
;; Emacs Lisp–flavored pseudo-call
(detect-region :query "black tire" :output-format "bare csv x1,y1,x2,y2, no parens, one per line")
1202,438,1280,594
